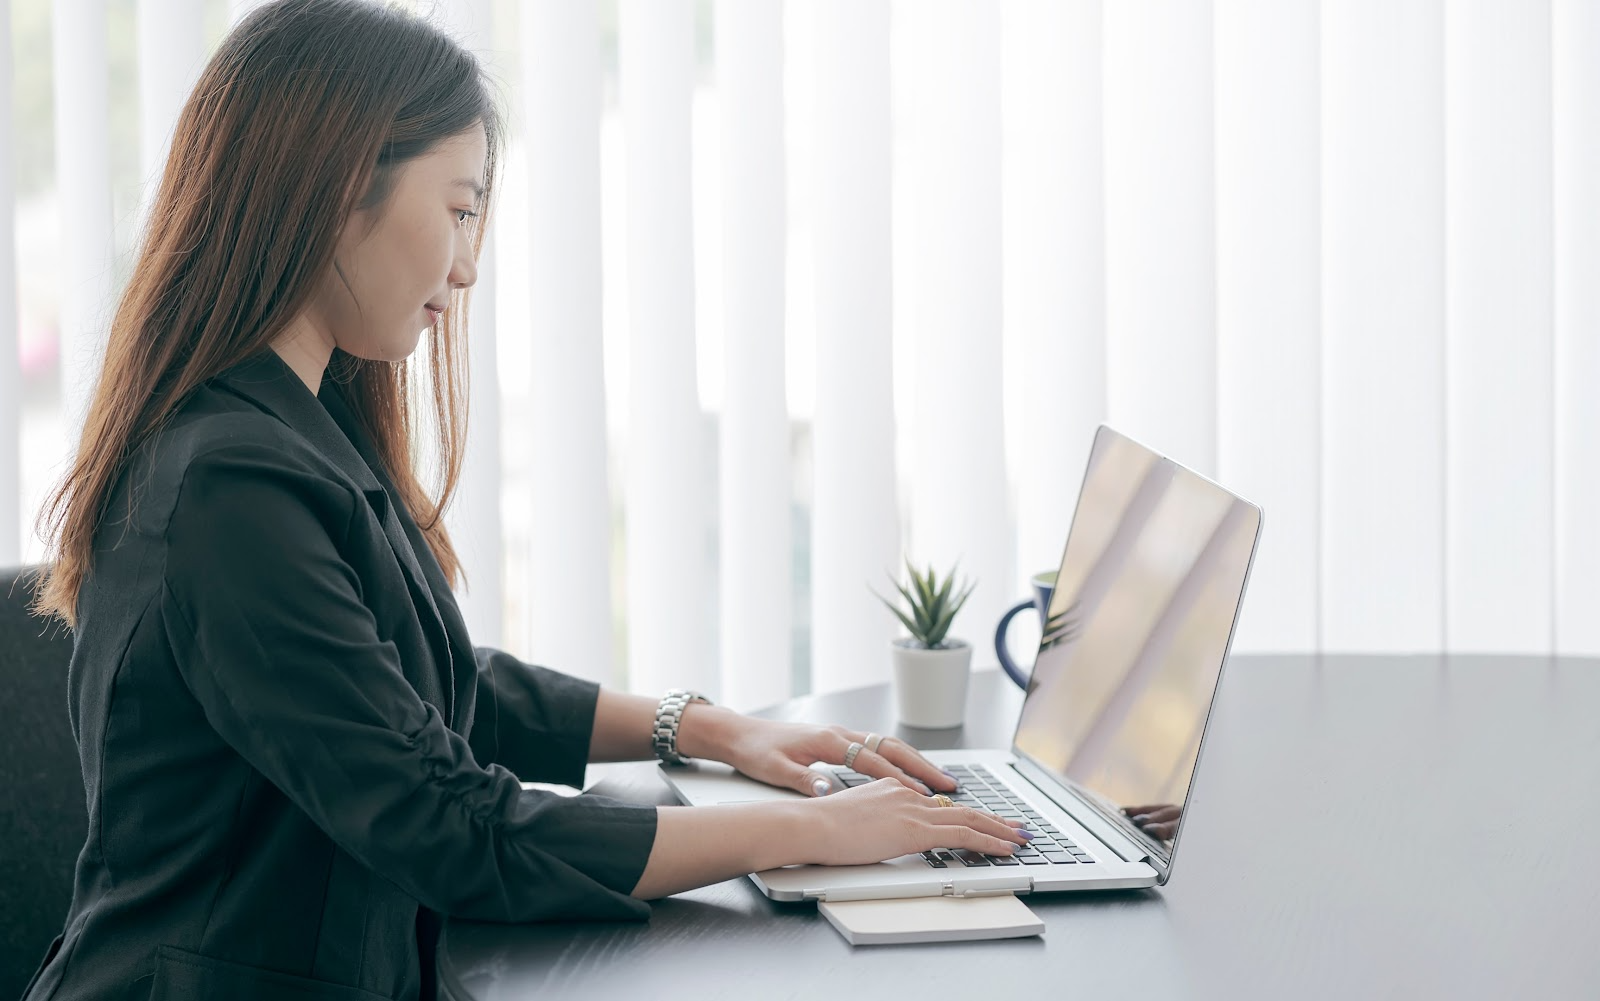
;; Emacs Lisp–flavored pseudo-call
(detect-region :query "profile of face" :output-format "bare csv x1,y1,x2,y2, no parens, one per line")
305,124,487,363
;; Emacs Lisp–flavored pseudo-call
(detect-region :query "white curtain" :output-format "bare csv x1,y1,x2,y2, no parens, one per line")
6,0,1597,712
0,0,19,568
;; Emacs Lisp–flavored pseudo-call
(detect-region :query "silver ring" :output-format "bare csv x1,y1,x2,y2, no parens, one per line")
843,741,864,769
864,732,885,753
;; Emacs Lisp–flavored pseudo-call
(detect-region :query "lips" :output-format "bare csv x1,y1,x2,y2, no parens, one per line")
424,302,446,322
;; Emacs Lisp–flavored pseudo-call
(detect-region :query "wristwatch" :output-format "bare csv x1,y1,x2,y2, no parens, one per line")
652,688,712,766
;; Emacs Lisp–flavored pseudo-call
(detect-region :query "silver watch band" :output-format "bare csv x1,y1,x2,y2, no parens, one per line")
652,688,711,766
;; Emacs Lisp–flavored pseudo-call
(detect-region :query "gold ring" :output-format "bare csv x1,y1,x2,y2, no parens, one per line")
932,793,955,808
864,732,885,753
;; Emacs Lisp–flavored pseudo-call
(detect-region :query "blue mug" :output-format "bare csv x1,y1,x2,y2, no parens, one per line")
994,570,1057,690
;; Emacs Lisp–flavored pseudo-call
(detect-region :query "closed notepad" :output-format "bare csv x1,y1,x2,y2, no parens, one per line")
818,894,1045,945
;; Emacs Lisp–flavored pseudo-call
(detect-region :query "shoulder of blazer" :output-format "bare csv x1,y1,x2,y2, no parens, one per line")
122,405,357,540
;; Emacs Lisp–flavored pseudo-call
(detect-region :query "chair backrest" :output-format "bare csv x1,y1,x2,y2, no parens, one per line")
0,566,83,998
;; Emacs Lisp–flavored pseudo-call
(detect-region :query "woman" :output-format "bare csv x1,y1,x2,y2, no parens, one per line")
20,3,1027,999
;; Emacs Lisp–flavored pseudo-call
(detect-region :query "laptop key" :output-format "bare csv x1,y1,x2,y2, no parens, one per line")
986,855,1021,866
952,850,993,867
1042,852,1075,864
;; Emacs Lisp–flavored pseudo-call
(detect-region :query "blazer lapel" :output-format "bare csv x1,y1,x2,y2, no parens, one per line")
211,350,459,727
316,378,480,726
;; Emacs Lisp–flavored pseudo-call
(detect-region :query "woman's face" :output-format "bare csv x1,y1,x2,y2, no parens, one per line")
310,125,487,363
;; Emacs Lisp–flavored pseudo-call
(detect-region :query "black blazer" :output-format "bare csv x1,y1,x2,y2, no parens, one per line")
22,349,658,1001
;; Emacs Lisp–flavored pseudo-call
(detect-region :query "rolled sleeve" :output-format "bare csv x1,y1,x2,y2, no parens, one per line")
467,648,599,788
159,443,657,921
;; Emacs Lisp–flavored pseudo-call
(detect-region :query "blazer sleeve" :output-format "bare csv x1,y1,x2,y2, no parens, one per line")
158,442,657,923
466,648,599,787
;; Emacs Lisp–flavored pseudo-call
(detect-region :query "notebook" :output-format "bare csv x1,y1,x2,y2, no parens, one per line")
818,894,1044,945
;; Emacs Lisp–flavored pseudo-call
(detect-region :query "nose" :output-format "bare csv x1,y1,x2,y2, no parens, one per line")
449,237,479,292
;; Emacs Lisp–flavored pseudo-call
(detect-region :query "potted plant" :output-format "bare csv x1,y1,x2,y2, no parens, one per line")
874,559,977,729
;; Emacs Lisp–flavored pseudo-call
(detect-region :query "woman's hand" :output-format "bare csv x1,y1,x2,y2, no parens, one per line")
695,712,961,799
633,778,1033,899
1122,803,1181,841
801,778,1031,866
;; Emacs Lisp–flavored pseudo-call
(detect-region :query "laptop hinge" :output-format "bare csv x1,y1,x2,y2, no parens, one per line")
1010,757,1164,874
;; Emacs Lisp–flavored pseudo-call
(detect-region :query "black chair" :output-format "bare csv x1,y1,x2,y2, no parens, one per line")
0,566,83,999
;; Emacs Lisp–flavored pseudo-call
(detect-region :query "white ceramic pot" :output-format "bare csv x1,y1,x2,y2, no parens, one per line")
890,638,972,729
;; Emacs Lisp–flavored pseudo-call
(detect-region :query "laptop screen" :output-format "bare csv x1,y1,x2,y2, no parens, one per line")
1011,425,1261,867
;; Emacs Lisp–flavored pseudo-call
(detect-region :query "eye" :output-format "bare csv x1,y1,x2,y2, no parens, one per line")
455,209,479,225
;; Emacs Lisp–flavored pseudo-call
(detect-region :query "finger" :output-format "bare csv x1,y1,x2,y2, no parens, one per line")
770,757,836,798
940,804,1030,843
1122,803,1178,816
932,824,1019,857
1130,806,1182,825
871,736,959,792
923,793,1028,830
844,742,934,796
1145,821,1178,840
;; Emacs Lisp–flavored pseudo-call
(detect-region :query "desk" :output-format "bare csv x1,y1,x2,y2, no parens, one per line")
439,655,1600,1000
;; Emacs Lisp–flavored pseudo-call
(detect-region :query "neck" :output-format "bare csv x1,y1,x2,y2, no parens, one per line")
270,318,335,395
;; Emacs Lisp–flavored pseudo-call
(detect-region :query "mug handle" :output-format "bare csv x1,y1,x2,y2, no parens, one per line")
993,598,1036,691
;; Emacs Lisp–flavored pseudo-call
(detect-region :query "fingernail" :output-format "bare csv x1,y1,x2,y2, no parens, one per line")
1017,829,1035,841
1131,814,1149,824
917,783,933,796
941,769,957,779
812,778,831,797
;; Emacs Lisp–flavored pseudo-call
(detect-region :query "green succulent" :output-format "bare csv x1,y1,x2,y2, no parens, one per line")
873,558,976,650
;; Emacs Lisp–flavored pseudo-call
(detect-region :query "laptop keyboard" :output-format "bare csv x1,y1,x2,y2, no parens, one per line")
833,763,1096,868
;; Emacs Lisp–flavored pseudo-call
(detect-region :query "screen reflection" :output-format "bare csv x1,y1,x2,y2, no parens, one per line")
1012,426,1260,863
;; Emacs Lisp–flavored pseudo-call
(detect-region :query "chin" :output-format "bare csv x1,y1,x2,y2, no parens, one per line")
343,336,423,365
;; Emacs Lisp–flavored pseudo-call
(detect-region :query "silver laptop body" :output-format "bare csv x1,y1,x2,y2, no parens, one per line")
659,425,1264,902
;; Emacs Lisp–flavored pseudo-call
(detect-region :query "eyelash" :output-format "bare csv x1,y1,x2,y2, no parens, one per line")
456,209,479,225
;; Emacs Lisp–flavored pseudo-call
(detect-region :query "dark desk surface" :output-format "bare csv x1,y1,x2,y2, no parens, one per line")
439,655,1600,1001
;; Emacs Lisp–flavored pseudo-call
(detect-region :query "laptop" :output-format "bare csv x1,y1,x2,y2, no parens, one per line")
659,424,1264,902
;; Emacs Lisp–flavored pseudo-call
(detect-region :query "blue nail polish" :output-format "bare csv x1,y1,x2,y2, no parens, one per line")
941,769,957,779
1017,829,1035,841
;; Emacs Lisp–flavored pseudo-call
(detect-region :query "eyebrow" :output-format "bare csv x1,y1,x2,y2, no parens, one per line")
452,178,485,202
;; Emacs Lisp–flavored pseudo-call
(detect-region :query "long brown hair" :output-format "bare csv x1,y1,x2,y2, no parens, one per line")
31,0,503,627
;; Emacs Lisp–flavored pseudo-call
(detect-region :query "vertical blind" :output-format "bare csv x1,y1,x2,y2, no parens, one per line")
3,0,1596,713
